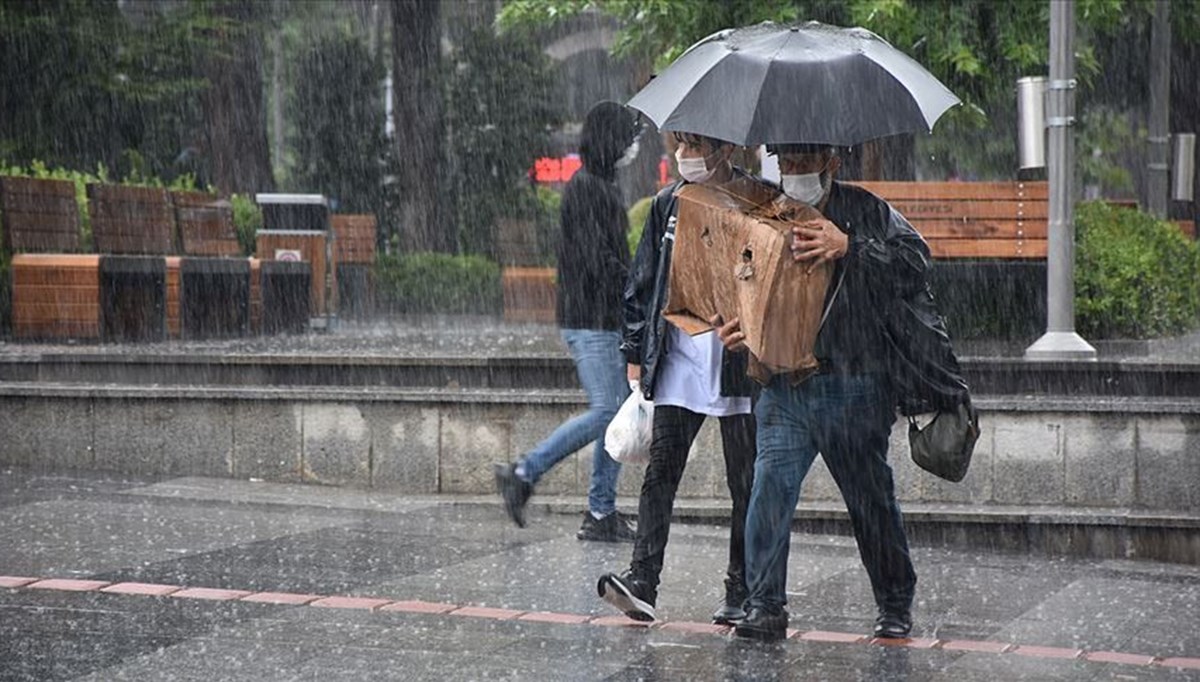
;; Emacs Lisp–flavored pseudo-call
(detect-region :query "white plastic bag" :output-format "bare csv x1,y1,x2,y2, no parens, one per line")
604,383,654,465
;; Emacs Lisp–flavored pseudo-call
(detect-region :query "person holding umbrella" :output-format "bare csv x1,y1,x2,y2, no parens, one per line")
716,143,929,641
596,130,763,625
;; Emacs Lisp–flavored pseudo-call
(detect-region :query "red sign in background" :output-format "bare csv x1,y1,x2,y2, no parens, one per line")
532,155,672,186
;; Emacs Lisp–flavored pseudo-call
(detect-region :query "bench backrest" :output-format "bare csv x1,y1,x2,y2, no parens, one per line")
172,191,241,257
331,214,376,265
87,184,175,255
852,181,1049,259
0,176,82,253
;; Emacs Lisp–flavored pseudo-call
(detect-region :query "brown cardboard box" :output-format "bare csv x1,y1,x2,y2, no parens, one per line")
665,182,832,377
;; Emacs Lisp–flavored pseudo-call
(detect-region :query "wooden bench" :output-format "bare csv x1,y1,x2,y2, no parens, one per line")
10,254,101,340
851,181,1051,339
87,184,175,255
1,177,97,340
502,267,557,324
85,184,175,342
0,177,82,253
331,215,376,319
172,191,241,257
852,181,1049,259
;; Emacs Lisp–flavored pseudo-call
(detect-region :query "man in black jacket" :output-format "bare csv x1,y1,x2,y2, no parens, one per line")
597,132,762,625
717,143,929,642
494,101,639,542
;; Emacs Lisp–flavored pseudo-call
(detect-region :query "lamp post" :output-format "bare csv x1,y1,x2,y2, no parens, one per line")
1025,0,1096,361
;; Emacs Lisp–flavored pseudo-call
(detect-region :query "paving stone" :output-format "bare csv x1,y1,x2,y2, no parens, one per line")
100,582,182,596
27,578,110,592
310,596,391,610
170,587,254,600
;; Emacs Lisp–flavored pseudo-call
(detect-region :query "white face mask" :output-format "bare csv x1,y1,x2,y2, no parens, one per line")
781,170,829,205
675,146,718,184
615,139,640,168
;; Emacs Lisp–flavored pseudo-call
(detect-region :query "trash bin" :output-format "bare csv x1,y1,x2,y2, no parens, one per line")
180,258,250,339
260,260,311,335
255,193,335,330
100,256,166,343
255,193,331,232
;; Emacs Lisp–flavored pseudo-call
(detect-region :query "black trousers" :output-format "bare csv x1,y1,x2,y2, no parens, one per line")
630,405,757,590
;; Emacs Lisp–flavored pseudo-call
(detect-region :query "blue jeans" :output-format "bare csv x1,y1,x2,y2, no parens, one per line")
744,373,915,615
518,329,629,516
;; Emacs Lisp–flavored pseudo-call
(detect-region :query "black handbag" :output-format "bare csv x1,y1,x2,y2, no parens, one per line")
882,285,980,482
907,401,980,482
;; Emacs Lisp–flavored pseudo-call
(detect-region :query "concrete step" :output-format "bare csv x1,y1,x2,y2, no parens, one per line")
4,351,1200,397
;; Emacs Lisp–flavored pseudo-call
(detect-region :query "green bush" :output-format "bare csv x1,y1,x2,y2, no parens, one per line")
1075,201,1200,339
374,252,502,315
533,185,562,266
230,194,262,256
627,195,654,256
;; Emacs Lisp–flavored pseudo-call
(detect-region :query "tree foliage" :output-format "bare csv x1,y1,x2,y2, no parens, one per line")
0,0,225,181
291,33,386,214
446,27,562,258
499,0,1198,179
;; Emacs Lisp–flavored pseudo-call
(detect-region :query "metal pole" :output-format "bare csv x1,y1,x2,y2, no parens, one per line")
1025,0,1096,361
1146,0,1171,218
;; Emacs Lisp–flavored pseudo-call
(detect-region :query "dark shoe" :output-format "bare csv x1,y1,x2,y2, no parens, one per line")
873,609,913,639
712,601,747,625
493,463,533,528
734,606,788,641
712,575,748,625
597,571,657,622
576,512,636,542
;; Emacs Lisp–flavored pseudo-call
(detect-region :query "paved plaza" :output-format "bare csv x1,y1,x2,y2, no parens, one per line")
1,468,1198,681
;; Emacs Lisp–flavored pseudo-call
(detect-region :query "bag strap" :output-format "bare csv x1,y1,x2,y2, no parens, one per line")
817,265,847,333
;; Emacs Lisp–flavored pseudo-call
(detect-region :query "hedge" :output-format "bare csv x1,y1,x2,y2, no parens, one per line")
374,252,502,315
1075,201,1200,339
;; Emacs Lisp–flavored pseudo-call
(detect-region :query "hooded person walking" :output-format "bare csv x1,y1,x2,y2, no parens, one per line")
494,101,641,542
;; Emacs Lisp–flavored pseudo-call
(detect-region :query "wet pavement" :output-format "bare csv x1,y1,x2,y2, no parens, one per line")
2,469,1199,681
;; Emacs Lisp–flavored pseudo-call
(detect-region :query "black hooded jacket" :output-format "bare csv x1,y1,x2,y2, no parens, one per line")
555,102,636,330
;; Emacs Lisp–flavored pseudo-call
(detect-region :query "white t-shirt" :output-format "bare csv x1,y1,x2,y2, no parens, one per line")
654,327,752,417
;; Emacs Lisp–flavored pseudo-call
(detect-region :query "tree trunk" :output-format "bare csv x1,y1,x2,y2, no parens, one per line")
391,0,452,253
201,1,276,196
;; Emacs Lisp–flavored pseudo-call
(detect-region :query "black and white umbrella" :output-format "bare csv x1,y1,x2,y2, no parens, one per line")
628,21,960,147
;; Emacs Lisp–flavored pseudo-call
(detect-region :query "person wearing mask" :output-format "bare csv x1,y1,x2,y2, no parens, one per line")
596,132,762,624
716,143,928,641
493,101,641,542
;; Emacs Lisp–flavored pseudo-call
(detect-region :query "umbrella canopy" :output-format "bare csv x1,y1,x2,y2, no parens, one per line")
627,21,960,147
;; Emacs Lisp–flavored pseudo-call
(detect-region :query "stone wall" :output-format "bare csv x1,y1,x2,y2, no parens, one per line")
1,387,1197,513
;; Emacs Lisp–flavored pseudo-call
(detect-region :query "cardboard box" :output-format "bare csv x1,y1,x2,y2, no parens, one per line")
665,182,832,377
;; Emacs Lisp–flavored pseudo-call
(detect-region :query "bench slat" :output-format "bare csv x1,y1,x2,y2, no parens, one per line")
914,219,1048,240
927,239,1048,259
855,181,1048,201
890,199,1049,221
